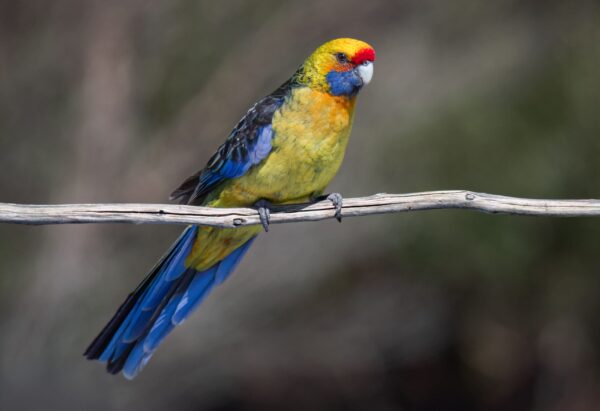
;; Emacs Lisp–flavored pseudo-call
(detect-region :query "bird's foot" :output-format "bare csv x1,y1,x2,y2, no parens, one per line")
313,192,343,222
327,193,344,222
254,199,272,232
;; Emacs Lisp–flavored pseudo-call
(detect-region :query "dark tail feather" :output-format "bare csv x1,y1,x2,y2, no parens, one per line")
84,226,255,379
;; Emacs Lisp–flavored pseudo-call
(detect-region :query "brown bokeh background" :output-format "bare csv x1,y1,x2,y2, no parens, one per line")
1,1,600,410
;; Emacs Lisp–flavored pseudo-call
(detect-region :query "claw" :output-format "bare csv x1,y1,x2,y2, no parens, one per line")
254,199,271,232
326,192,343,222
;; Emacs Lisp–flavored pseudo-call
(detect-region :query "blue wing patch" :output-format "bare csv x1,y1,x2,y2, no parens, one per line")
190,125,273,200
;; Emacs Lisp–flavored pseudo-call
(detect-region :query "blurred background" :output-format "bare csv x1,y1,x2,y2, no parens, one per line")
1,1,600,410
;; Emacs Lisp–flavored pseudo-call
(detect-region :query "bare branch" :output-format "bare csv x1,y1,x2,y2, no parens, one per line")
1,191,600,228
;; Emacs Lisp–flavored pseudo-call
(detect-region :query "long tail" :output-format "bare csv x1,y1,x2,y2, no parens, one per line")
84,225,255,379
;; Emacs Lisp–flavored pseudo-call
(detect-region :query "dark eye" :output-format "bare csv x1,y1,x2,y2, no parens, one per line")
335,52,349,63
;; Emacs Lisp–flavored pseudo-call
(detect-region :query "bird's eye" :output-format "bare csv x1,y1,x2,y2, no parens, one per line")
335,52,349,64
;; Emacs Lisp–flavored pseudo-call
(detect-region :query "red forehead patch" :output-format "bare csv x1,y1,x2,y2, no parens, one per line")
352,48,376,65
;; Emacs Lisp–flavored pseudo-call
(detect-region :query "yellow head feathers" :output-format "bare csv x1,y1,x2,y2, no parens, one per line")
296,38,376,96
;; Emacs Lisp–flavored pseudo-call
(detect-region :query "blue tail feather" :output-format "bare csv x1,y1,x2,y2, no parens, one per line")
172,267,217,326
121,308,154,343
122,341,149,379
215,238,255,284
84,226,256,379
140,228,196,310
143,289,185,353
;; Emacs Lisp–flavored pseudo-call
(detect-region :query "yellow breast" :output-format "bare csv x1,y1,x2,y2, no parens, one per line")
212,87,356,207
187,87,356,270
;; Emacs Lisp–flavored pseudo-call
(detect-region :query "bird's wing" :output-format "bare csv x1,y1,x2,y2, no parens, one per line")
170,80,294,204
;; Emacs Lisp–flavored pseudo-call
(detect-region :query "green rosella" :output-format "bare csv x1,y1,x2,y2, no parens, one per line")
85,38,376,378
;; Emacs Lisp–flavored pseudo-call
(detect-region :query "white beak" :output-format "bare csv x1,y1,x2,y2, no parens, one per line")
357,61,374,85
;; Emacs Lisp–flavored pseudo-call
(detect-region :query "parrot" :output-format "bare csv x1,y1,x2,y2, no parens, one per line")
84,38,376,379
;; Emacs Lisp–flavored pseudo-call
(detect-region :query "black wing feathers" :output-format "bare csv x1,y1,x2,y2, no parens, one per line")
170,79,296,205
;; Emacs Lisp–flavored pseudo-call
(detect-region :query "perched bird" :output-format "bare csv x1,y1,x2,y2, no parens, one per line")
84,38,376,379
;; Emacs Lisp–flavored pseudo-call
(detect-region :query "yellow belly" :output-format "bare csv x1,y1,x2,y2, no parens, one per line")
186,225,261,270
186,87,356,270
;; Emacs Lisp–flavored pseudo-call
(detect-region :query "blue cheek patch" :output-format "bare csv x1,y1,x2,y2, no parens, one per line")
326,70,363,96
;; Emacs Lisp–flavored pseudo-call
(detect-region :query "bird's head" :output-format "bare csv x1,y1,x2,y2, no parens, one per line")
296,38,376,97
